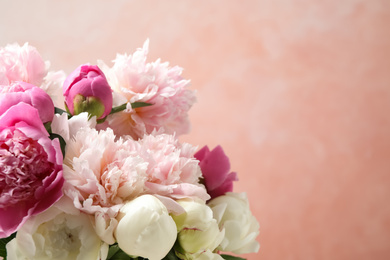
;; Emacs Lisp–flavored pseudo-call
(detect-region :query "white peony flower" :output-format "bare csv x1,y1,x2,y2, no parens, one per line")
40,70,67,109
51,112,97,143
114,195,177,260
196,250,224,260
208,192,260,254
172,199,225,260
6,197,107,260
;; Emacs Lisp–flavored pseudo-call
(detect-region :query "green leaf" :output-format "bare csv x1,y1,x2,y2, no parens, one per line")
221,254,246,260
49,133,66,159
109,250,133,260
162,249,180,260
130,102,153,109
44,121,52,134
96,116,107,124
0,233,16,259
109,103,127,115
108,102,153,116
55,107,69,116
107,244,121,259
107,244,141,260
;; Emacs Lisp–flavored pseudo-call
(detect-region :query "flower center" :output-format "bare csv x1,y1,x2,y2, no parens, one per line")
35,214,82,259
0,128,54,207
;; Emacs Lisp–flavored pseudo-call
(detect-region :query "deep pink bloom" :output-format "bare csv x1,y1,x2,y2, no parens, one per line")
0,82,54,123
0,103,63,238
63,64,113,119
195,145,238,200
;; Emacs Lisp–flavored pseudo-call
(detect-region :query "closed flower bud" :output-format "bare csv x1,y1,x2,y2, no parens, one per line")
63,64,112,119
172,199,225,259
114,195,177,260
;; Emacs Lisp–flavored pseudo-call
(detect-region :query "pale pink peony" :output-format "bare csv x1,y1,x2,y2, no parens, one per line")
40,70,67,109
0,103,63,238
62,127,148,243
62,128,208,242
63,127,148,212
0,42,66,109
63,64,113,119
137,133,210,202
0,43,47,86
98,40,196,139
195,145,238,200
0,82,54,123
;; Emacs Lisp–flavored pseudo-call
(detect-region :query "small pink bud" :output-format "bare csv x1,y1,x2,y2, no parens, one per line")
63,64,112,119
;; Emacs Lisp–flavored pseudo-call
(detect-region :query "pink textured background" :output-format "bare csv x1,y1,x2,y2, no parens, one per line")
1,0,390,259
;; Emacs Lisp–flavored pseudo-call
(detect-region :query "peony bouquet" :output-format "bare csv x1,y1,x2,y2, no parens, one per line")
0,41,260,260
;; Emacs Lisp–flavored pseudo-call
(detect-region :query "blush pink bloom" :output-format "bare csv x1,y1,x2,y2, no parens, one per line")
0,103,64,238
0,43,47,86
0,82,54,123
98,40,196,139
137,133,210,202
63,64,113,119
62,128,208,243
0,42,66,110
62,127,148,243
195,145,238,200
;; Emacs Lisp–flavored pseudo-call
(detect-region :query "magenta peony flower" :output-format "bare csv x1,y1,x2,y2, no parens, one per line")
63,64,113,119
0,82,54,123
195,145,238,200
0,103,64,238
0,43,47,86
98,40,196,139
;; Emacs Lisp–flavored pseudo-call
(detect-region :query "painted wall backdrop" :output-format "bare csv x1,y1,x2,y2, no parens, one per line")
1,0,390,259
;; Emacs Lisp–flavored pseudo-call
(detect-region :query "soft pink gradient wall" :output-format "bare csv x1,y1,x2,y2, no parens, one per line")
1,0,390,259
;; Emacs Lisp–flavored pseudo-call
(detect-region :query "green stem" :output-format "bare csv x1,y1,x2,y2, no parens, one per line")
109,102,153,115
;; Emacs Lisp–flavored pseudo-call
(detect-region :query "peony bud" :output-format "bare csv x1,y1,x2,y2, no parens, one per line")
114,195,177,260
208,192,260,254
172,199,225,259
63,64,112,119
195,146,238,200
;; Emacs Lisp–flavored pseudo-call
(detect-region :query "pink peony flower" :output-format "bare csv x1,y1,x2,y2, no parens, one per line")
0,103,64,238
0,82,54,123
98,40,196,139
40,70,67,110
63,64,113,119
62,127,148,243
0,43,47,86
137,133,210,202
0,42,66,110
62,128,208,243
195,145,238,200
